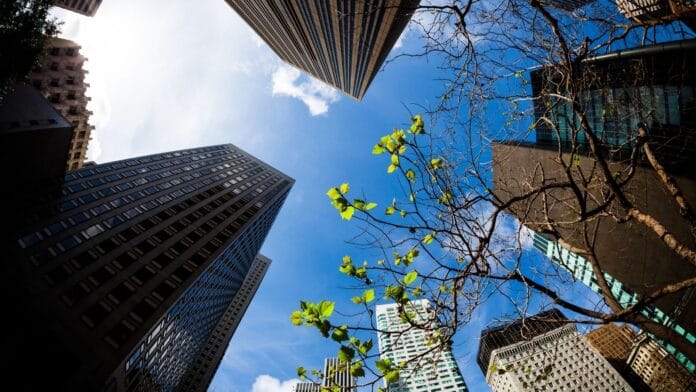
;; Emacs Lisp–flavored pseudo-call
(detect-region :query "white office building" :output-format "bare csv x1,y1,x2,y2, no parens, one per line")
478,310,634,391
376,300,468,392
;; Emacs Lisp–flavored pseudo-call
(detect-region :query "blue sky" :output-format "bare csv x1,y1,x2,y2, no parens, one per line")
51,1,609,391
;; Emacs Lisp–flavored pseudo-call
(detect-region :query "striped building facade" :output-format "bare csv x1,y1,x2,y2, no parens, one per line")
225,0,420,99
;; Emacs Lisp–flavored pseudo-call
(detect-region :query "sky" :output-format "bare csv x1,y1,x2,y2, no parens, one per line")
50,1,607,391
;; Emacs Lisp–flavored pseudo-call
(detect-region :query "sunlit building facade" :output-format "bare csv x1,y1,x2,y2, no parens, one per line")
5,144,293,391
27,37,95,170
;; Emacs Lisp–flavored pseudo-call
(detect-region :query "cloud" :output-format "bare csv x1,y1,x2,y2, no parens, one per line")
251,375,300,392
271,64,340,116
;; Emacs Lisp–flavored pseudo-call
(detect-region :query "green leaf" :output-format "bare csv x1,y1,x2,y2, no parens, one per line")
365,202,377,211
351,296,363,304
353,199,366,210
297,366,307,380
363,289,375,303
398,144,407,155
376,358,392,374
385,205,395,215
372,144,385,154
339,183,350,194
387,164,397,174
405,169,416,182
404,271,418,285
423,232,436,245
430,158,443,170
385,370,400,383
391,154,399,166
340,206,355,220
290,311,303,326
358,339,373,355
318,301,335,318
331,325,349,342
326,187,341,200
338,345,355,363
399,210,406,218
350,362,365,377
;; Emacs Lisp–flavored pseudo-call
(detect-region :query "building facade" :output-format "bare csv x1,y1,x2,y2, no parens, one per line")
628,335,696,391
376,300,468,392
55,0,103,16
293,357,356,392
225,0,420,99
176,255,272,392
586,324,638,369
27,37,95,170
0,83,74,205
4,144,293,391
478,310,633,391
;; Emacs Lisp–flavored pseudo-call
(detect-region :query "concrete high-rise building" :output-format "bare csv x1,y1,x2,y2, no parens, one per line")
293,357,356,392
54,0,103,16
27,37,95,171
628,335,696,391
3,144,293,391
493,40,696,371
177,255,272,392
477,310,633,391
225,0,420,99
375,300,468,392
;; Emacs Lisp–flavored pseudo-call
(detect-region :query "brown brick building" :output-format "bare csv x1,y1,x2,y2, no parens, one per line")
28,37,95,171
226,0,420,99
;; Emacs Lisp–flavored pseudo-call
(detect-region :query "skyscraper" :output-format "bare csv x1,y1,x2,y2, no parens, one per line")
225,0,420,99
477,310,633,391
293,357,357,392
375,300,468,392
176,255,272,392
54,0,103,16
493,40,696,370
3,144,293,391
27,37,95,171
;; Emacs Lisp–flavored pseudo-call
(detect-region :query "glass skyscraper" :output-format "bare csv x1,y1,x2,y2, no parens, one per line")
4,144,293,391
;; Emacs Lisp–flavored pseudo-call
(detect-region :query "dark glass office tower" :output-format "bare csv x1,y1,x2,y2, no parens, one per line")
177,255,271,392
3,144,293,391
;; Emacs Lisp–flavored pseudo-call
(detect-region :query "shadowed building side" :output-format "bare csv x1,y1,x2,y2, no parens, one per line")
225,0,420,99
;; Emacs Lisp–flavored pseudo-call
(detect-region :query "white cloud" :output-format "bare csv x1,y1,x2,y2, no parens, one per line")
271,64,340,116
251,375,300,392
